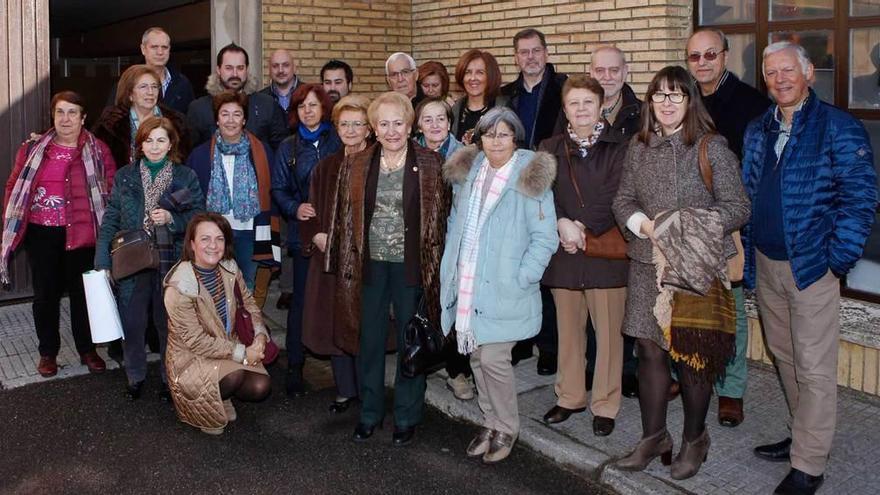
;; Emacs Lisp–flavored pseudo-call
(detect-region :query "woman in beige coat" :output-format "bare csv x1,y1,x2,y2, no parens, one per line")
164,212,271,435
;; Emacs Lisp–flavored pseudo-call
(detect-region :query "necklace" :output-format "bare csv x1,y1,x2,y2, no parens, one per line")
380,147,407,173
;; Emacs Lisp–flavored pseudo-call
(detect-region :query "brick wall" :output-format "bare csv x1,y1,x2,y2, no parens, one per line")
262,0,413,94
262,0,693,98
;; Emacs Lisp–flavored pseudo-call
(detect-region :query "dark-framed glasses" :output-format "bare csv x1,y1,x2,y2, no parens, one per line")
651,92,686,104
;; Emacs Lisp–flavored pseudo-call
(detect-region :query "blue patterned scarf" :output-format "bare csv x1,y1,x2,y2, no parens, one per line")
206,132,260,221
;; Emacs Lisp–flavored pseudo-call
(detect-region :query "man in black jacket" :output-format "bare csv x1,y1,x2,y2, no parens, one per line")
106,27,195,116
186,43,289,150
501,28,567,151
686,28,771,429
590,46,642,139
258,48,301,132
502,28,566,376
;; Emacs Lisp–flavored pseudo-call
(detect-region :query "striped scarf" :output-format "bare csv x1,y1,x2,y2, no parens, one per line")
194,264,229,333
454,153,514,354
1,130,108,284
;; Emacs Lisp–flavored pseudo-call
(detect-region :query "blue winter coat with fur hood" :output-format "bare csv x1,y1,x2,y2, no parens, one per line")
439,146,558,345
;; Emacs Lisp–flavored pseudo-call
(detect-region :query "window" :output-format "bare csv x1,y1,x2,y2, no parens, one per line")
696,0,880,301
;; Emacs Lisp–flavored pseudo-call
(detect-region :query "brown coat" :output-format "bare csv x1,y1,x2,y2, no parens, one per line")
325,142,449,355
299,150,345,355
163,260,268,429
540,129,630,289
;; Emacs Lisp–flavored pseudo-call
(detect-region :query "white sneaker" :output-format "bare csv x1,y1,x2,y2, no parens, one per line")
446,374,475,400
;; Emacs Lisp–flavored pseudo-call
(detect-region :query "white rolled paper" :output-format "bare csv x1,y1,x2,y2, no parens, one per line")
82,270,124,343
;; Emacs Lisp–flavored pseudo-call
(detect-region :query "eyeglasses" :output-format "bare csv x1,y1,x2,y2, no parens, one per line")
516,47,545,57
651,92,686,104
389,68,416,80
338,121,367,129
686,49,726,63
480,131,514,141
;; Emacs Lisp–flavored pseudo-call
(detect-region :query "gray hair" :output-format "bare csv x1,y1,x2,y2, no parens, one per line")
472,107,526,150
385,52,416,75
762,41,812,77
591,45,627,65
141,27,170,45
690,28,729,51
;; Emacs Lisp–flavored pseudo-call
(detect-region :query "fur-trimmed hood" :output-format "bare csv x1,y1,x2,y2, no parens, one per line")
164,259,240,297
443,144,556,198
205,73,259,96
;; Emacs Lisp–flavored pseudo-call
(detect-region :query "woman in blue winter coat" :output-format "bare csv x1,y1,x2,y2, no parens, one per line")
271,84,341,397
440,107,558,464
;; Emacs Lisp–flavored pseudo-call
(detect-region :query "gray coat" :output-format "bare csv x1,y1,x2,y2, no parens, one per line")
612,131,750,264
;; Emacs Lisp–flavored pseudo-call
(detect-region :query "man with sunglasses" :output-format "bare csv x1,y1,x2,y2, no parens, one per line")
685,28,770,430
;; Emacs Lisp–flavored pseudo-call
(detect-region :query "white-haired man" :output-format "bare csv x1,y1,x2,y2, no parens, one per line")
386,52,424,106
742,41,877,495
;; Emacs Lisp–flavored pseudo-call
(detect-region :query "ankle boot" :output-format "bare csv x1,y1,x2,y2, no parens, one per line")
671,428,710,480
616,429,673,471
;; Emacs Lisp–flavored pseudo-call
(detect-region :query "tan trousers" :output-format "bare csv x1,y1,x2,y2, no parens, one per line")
252,266,272,309
756,251,839,476
551,287,626,418
471,341,518,436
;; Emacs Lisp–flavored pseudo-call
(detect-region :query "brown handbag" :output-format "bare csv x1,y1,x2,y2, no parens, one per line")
562,141,628,260
698,135,745,282
110,229,160,281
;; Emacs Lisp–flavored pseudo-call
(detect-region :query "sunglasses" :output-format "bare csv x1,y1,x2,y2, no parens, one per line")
686,49,726,63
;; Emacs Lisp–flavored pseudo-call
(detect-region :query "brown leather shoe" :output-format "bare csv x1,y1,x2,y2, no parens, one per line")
718,396,744,427
37,356,58,377
79,350,106,374
667,380,681,401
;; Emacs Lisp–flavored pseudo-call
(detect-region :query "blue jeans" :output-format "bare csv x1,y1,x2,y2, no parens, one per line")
232,229,257,291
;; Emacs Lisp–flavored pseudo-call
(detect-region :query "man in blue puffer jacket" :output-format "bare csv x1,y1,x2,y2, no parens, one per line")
742,41,878,495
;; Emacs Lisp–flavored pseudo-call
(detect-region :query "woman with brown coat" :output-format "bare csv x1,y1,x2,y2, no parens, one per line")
539,75,629,437
299,94,372,413
164,212,271,435
326,92,448,446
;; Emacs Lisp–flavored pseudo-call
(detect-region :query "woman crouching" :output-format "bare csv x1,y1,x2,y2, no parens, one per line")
440,107,558,463
164,212,272,435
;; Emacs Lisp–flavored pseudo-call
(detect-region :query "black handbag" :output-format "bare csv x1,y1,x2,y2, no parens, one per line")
400,297,446,378
110,229,159,281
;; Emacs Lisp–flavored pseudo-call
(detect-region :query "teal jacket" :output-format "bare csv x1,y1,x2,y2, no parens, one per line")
439,146,558,345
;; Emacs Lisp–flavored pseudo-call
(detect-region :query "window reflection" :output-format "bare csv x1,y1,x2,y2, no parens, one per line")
851,0,880,16
770,0,834,20
850,28,880,109
845,121,880,295
700,0,756,24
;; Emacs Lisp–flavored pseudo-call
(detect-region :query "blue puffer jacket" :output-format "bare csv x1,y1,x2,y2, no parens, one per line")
439,146,558,345
271,127,341,250
741,89,878,290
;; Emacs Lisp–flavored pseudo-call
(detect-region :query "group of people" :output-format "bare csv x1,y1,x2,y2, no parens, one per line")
1,24,876,495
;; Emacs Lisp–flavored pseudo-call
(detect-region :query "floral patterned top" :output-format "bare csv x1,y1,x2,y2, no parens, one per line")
368,166,405,262
29,142,79,226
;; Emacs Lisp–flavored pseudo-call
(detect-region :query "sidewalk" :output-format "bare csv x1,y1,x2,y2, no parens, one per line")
3,289,879,494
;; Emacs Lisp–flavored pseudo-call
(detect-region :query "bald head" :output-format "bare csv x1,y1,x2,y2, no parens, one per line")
269,49,296,90
590,46,628,103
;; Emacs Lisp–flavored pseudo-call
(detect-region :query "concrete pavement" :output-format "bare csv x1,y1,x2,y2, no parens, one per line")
3,285,879,494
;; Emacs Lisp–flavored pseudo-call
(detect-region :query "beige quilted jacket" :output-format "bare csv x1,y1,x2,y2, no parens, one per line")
163,260,268,430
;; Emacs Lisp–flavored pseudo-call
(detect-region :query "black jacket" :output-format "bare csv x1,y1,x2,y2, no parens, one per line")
501,63,567,150
701,71,771,159
186,74,289,151
258,78,301,132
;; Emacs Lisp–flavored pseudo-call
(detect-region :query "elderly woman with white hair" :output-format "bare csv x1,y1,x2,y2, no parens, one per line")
440,107,558,463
